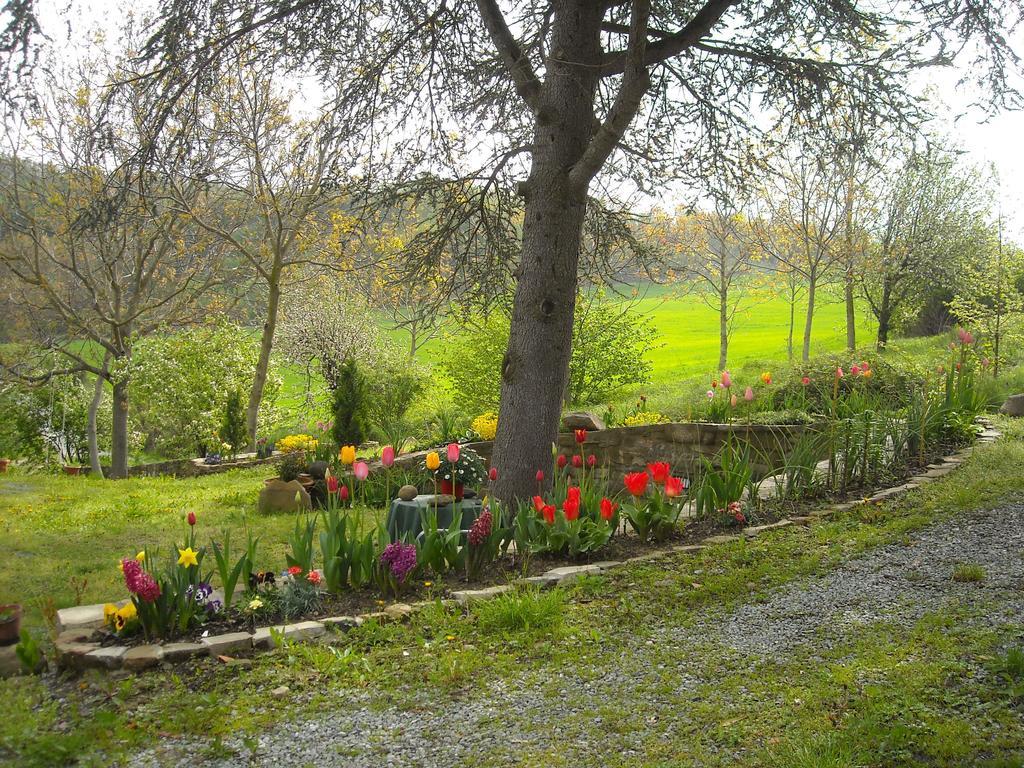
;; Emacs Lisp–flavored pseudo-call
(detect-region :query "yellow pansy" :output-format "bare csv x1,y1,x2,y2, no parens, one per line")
177,547,199,568
103,603,118,626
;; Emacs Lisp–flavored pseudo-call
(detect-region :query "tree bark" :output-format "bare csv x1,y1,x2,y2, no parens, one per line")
875,278,893,351
802,271,816,362
718,284,729,371
109,375,130,479
87,355,109,477
491,0,603,501
247,262,282,449
844,266,856,350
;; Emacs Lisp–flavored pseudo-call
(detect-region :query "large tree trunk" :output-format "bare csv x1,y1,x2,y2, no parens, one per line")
844,266,856,350
802,271,816,362
87,355,109,477
718,285,729,371
787,290,796,361
491,1,601,502
247,262,282,449
109,376,130,479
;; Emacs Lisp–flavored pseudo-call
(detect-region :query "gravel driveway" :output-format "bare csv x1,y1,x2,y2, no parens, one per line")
137,502,1024,768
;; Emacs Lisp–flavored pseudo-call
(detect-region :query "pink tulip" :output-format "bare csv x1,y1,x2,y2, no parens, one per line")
446,442,460,463
982,357,991,368
744,386,754,402
381,445,395,467
721,370,732,388
851,364,861,376
801,376,811,386
706,389,715,399
730,394,738,407
836,367,844,379
353,461,369,481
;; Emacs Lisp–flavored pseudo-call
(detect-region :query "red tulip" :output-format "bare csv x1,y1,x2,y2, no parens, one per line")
646,462,671,485
339,485,350,502
535,469,545,483
533,495,545,513
556,454,568,469
488,466,498,482
381,445,395,468
446,442,460,463
571,454,583,468
851,364,861,376
664,476,684,498
566,486,580,504
574,429,587,444
600,497,618,521
801,376,811,386
541,504,556,525
326,475,339,493
587,454,597,469
624,471,649,497
562,494,580,522
187,511,197,527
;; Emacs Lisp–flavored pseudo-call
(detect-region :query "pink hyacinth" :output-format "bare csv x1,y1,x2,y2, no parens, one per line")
381,445,395,468
446,442,461,463
468,510,493,547
122,558,161,603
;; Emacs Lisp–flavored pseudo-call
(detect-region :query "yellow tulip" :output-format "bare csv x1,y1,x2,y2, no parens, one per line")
340,445,356,465
426,451,440,471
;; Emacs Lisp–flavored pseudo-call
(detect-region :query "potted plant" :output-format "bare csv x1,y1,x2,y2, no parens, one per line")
0,604,22,645
255,437,272,460
0,458,10,473
423,444,486,500
62,465,83,476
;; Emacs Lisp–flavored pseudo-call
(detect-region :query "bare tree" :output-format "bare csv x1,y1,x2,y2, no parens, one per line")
5,0,1022,497
0,62,227,477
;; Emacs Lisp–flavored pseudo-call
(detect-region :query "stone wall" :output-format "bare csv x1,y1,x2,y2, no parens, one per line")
96,452,284,479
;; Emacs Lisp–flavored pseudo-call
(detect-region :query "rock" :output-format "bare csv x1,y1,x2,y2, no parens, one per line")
56,640,101,670
544,564,605,586
702,534,741,545
420,494,455,506
383,603,415,622
307,460,329,479
452,585,513,606
83,646,127,670
56,603,107,634
321,616,363,631
200,631,253,657
258,479,311,514
999,393,1024,416
122,645,164,671
272,685,290,698
252,621,326,650
561,411,606,431
161,642,206,662
397,484,418,502
0,644,22,678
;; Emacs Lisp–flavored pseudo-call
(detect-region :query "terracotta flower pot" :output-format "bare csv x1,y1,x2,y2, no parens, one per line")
0,458,9,473
439,479,465,501
62,465,82,476
0,604,22,646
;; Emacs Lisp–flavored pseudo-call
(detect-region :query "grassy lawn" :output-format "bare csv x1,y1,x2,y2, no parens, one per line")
0,468,382,629
2,420,1023,766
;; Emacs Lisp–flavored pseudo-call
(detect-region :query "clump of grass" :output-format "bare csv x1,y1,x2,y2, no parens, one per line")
952,562,987,583
473,587,565,633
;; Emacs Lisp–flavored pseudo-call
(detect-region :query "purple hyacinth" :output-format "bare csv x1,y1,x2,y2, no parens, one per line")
468,510,492,547
379,542,418,583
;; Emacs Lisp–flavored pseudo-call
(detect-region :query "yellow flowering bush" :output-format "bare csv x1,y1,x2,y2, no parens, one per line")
471,412,499,441
275,434,319,454
623,410,668,427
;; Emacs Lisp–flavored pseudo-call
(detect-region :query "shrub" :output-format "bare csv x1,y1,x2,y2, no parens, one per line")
278,452,307,482
470,412,499,440
219,390,248,456
623,410,668,427
332,358,370,448
275,434,318,454
952,562,986,582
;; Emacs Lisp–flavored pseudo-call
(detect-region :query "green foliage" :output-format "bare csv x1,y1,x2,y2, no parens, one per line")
440,293,658,412
418,506,465,574
951,562,986,582
473,587,565,634
15,629,43,674
285,514,317,574
129,324,281,458
365,355,425,446
331,358,370,447
694,438,754,521
218,389,248,456
278,453,306,482
210,530,251,611
319,505,380,590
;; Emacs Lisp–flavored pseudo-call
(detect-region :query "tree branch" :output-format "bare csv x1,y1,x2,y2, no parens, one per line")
475,0,542,113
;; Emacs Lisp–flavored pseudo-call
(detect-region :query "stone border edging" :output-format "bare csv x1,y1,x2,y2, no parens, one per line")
53,433,995,673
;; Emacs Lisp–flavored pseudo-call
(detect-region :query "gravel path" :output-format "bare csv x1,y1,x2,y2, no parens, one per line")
137,502,1024,768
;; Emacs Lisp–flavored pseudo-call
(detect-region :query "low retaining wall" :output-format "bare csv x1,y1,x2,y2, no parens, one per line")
95,452,284,479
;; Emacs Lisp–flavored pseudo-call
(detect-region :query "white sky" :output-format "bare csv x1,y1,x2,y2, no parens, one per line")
28,1,1024,239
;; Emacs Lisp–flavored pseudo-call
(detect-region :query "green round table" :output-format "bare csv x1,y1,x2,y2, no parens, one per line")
386,495,484,542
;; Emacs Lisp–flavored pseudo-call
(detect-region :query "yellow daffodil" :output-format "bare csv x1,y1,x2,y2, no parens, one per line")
340,445,356,465
135,551,146,562
425,451,440,471
177,547,199,568
424,581,433,588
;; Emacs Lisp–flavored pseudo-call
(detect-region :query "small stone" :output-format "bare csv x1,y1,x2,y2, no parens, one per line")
272,685,290,698
517,575,558,589
321,616,363,631
0,645,22,678
122,645,164,671
702,534,741,545
56,641,101,670
452,585,512,606
383,603,415,621
55,603,107,634
561,411,606,431
397,484,418,501
252,621,326,650
162,642,205,662
200,631,253,657
84,646,127,670
997,393,1023,415
545,564,604,586
672,545,705,554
